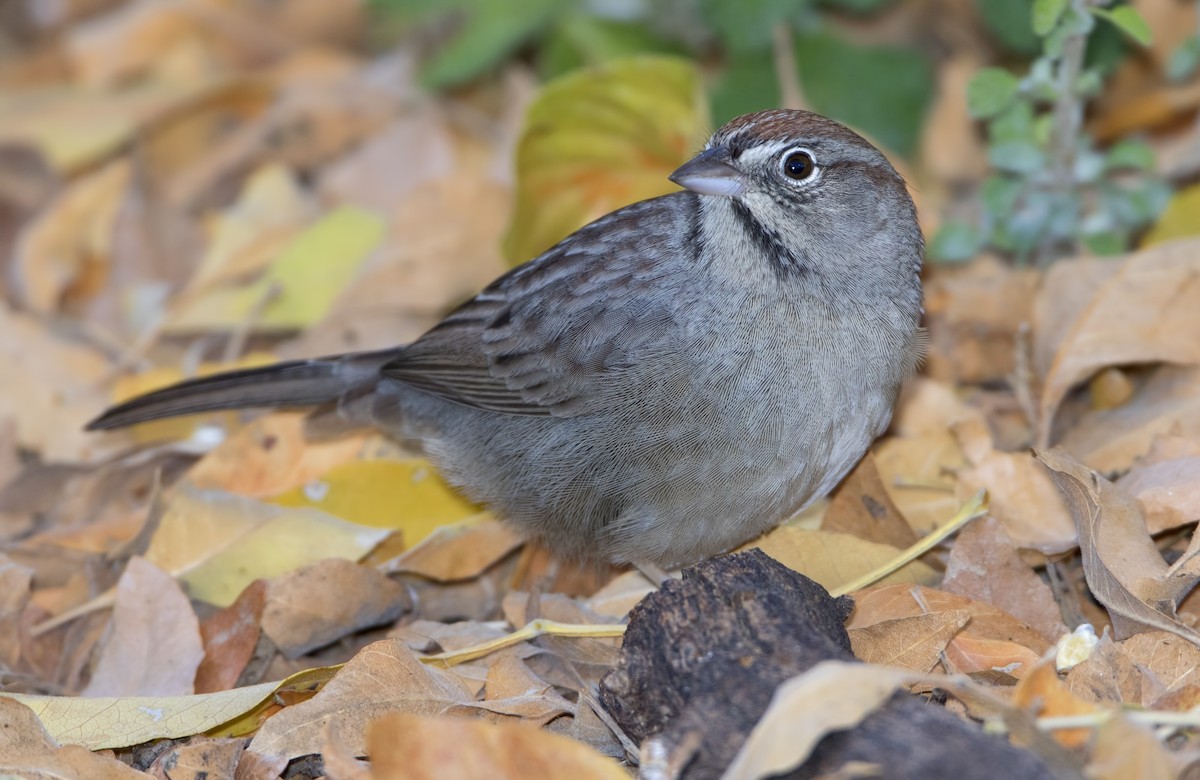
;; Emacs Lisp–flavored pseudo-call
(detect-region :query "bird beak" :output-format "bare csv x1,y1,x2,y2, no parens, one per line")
669,146,746,197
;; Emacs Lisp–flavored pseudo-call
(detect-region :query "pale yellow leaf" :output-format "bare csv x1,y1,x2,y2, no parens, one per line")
746,526,939,591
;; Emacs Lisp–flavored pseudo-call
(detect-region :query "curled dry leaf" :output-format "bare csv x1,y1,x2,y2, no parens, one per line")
1033,240,1200,446
1036,447,1200,644
822,451,917,549
82,556,204,697
1059,365,1200,473
1012,659,1102,749
195,579,267,694
363,712,628,780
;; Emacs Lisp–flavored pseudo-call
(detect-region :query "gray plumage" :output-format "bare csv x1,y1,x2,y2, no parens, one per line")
89,109,924,567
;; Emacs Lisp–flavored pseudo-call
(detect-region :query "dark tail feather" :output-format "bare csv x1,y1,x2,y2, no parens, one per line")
86,349,401,430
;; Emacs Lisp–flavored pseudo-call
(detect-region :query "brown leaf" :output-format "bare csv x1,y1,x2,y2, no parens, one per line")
1034,242,1200,446
381,518,524,582
943,516,1068,642
848,610,969,671
1065,634,1143,705
261,558,410,659
944,634,1043,680
749,526,938,591
1060,365,1200,472
822,452,917,549
1087,714,1179,780
147,736,244,780
954,418,1076,553
873,427,965,533
247,637,473,763
195,579,267,694
1120,631,1200,701
0,697,146,779
1116,456,1200,533
0,555,33,672
82,556,204,696
1036,447,1200,643
462,656,572,726
363,712,628,780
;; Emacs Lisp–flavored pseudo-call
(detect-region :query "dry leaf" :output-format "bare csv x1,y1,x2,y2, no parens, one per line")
721,661,913,780
1116,456,1200,533
1060,365,1200,473
1036,447,1200,643
247,637,473,763
954,417,1076,553
363,711,628,780
1065,634,1144,705
822,452,917,549
873,428,965,533
261,558,410,659
1034,242,1200,445
195,579,267,694
1087,713,1179,780
943,516,1068,642
83,556,204,697
0,697,146,779
848,610,969,671
1012,659,1102,748
747,525,938,591
380,517,524,582
1120,631,1200,700
146,736,245,780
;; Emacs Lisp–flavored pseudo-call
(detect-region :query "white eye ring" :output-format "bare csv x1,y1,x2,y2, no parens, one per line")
779,147,819,184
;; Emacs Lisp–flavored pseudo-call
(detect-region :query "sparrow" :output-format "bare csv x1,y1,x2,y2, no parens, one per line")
89,109,925,568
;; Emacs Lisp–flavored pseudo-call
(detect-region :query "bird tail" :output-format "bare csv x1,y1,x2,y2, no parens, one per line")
86,349,402,430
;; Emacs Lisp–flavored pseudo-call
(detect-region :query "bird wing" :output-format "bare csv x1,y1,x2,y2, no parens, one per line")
381,196,690,417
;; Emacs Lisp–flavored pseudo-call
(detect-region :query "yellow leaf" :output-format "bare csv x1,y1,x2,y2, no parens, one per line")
166,206,385,332
33,485,392,632
503,55,709,264
1141,183,1200,248
270,459,480,546
1,665,339,750
745,526,939,591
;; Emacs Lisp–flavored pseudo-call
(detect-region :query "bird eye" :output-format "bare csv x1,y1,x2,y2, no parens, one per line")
780,150,816,182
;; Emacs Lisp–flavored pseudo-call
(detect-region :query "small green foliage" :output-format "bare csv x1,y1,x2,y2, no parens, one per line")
933,0,1167,264
967,69,1021,119
977,0,1041,55
1168,35,1200,82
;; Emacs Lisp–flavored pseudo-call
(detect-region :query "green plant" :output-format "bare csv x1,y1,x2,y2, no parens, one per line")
368,0,935,158
932,0,1170,265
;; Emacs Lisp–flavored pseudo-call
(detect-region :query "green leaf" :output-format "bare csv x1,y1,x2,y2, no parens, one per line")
538,14,684,78
710,48,781,124
819,0,892,12
504,56,709,263
1081,230,1127,256
981,175,1022,219
701,0,798,52
1093,6,1152,47
966,68,1020,119
419,0,560,89
794,31,934,157
930,221,984,262
987,140,1044,174
1032,0,1068,36
1168,37,1200,82
976,0,1039,54
1104,139,1155,172
989,101,1035,144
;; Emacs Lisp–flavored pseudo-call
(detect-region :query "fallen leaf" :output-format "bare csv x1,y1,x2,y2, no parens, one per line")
1116,456,1200,533
260,557,410,659
1034,241,1200,446
721,661,914,780
363,711,628,780
848,610,970,671
0,697,145,779
1059,365,1200,473
943,515,1068,642
146,736,245,780
954,416,1076,553
166,205,385,333
1012,659,1102,748
271,458,482,543
1119,631,1200,698
944,633,1043,680
747,525,939,591
1087,713,1179,780
247,637,473,763
873,428,965,533
380,516,524,582
1143,182,1200,247
1036,447,1200,643
195,579,267,694
822,451,918,549
82,556,204,697
1065,634,1144,705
